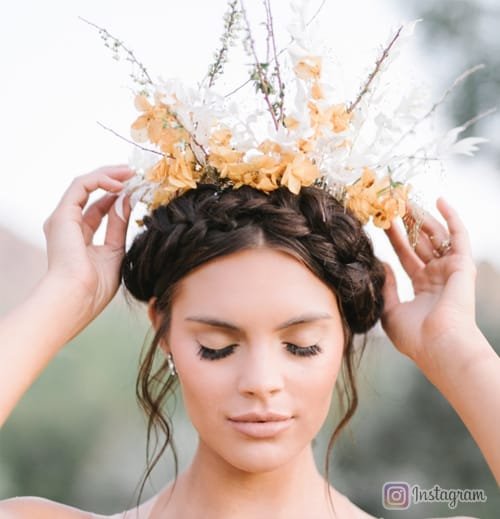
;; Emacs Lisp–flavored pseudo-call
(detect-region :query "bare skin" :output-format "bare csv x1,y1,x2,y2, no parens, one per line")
0,167,497,518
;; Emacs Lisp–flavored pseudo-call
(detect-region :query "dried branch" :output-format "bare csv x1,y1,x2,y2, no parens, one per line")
416,64,485,126
459,106,497,132
239,0,279,130
264,0,285,123
166,110,209,161
224,0,327,99
307,0,328,27
347,25,404,114
206,1,241,88
387,64,487,155
79,17,153,88
96,122,164,156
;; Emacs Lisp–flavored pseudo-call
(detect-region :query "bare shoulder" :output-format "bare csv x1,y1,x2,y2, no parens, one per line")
0,493,158,519
333,489,478,519
329,488,377,518
0,497,93,518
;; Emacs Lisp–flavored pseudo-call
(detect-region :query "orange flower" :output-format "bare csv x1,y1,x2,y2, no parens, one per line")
330,104,352,133
216,153,284,191
345,168,409,228
131,94,168,143
146,146,201,210
284,116,300,131
281,153,320,194
209,127,233,147
308,101,352,137
294,56,322,81
131,94,190,154
311,81,324,100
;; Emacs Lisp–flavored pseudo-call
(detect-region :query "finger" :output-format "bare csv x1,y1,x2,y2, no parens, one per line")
81,194,118,243
104,194,132,249
436,197,472,256
411,202,449,252
57,166,134,212
385,220,424,278
381,262,400,315
413,231,436,264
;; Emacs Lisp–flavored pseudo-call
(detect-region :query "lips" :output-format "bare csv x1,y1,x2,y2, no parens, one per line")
229,411,292,422
228,412,294,438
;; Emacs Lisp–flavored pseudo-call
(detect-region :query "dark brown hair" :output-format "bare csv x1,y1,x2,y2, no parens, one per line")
121,183,386,512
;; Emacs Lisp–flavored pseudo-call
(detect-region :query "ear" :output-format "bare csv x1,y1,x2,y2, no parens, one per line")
147,297,160,330
147,297,169,354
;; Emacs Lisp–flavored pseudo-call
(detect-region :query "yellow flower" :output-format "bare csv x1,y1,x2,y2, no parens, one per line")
131,93,191,156
280,153,320,194
146,146,202,210
208,145,245,174
258,139,283,155
308,101,352,138
345,168,409,228
297,138,315,153
217,153,284,192
209,127,233,147
294,56,322,81
284,116,300,131
311,81,324,100
330,104,352,133
131,94,167,143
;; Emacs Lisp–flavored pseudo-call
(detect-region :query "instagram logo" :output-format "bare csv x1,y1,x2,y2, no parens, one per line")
382,481,410,509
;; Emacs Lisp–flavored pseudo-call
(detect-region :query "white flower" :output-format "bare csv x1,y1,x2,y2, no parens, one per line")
435,126,488,157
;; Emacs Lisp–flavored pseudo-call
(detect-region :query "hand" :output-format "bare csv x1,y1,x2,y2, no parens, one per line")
42,165,134,324
382,198,480,377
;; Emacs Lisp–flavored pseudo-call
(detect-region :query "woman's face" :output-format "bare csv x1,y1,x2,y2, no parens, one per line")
157,247,345,473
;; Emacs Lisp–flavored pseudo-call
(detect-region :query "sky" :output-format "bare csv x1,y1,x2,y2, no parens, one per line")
1,0,499,282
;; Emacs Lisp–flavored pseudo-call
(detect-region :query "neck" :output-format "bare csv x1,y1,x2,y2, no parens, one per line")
159,439,335,519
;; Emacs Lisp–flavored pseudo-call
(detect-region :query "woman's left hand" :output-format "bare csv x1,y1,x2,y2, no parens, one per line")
381,198,481,378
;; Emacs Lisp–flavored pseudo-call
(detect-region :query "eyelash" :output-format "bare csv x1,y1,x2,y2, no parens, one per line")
196,342,322,361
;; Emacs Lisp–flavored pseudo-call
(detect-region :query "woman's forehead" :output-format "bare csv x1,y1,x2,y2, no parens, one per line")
168,249,341,330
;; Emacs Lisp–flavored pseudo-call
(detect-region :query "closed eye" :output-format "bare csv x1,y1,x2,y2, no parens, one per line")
286,343,322,357
197,343,237,360
196,342,322,361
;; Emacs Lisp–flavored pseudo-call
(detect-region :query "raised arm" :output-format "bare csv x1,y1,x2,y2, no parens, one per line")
382,198,500,485
0,166,133,427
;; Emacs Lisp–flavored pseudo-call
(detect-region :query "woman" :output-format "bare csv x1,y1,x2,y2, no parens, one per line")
0,165,498,518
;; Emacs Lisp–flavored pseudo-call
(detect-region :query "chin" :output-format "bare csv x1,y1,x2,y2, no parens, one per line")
218,440,306,474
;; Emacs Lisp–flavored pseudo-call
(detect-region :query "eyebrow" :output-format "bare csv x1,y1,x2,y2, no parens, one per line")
185,312,333,332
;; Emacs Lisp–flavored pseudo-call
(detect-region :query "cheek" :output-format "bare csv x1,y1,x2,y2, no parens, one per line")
173,345,232,433
294,351,342,425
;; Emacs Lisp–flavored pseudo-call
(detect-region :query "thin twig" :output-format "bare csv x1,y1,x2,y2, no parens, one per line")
224,0,328,98
239,0,279,130
416,64,485,126
347,25,404,114
386,64,487,155
97,122,164,156
265,0,285,123
458,106,497,132
206,0,240,88
263,0,271,64
167,111,209,161
307,0,328,27
79,17,153,86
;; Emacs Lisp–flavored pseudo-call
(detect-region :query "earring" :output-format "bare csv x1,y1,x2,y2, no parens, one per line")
167,352,177,377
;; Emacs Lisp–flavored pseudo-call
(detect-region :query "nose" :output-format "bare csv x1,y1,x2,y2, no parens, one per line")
236,344,285,398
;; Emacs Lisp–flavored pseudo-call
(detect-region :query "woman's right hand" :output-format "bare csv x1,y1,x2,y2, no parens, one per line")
42,165,135,324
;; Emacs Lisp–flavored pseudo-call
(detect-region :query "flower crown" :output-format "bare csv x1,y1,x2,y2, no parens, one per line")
87,1,489,238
